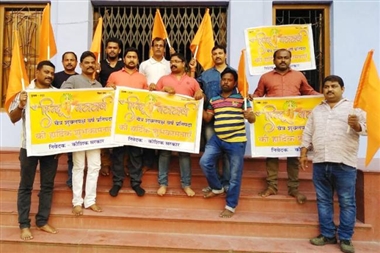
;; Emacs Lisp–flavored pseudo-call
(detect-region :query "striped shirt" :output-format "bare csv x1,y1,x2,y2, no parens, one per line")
301,98,367,167
207,93,252,143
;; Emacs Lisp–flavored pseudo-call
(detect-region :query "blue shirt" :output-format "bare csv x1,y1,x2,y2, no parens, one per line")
196,65,235,108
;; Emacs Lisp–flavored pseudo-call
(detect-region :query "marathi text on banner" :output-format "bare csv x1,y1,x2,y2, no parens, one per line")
244,24,316,75
25,88,115,156
112,87,203,153
250,95,324,157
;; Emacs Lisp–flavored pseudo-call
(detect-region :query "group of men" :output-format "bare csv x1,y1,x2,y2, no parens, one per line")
10,37,366,253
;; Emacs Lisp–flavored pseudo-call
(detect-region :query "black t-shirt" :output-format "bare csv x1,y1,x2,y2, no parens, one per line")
99,59,124,87
52,71,78,88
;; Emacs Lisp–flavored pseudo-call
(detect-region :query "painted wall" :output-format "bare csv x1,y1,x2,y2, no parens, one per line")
1,0,379,162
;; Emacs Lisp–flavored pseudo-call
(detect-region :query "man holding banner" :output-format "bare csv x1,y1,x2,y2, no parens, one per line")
62,51,103,215
140,37,175,173
252,48,319,204
155,53,204,197
107,47,148,197
9,61,59,240
300,75,366,253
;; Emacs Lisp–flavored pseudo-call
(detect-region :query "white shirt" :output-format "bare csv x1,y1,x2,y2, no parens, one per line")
139,57,171,84
301,98,367,168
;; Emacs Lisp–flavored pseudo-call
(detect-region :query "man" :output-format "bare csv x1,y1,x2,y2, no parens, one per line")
106,47,148,197
98,37,124,176
9,60,58,240
191,44,232,192
200,68,256,218
62,51,103,215
140,37,175,173
154,53,203,197
300,75,366,253
52,51,79,189
52,51,78,88
252,48,319,204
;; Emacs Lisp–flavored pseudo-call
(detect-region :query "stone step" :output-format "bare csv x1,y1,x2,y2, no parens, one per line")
0,162,315,191
0,180,334,214
1,226,379,253
0,201,372,241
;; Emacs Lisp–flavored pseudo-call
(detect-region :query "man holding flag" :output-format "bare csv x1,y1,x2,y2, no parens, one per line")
9,60,59,240
299,75,367,253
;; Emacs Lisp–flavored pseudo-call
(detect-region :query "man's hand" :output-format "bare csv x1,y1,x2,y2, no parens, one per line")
193,89,203,100
299,156,308,171
189,58,197,70
163,86,175,95
19,91,27,108
169,47,176,55
243,110,256,123
247,94,254,101
348,114,361,132
149,83,157,91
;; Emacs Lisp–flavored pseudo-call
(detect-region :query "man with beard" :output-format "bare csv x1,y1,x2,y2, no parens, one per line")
52,51,78,88
139,37,175,173
98,37,124,177
52,51,78,189
252,48,319,204
9,61,59,240
190,45,232,193
154,53,203,197
62,51,103,215
200,68,256,218
106,48,148,197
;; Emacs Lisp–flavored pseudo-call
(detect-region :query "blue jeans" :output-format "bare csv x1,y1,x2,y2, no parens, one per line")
18,148,58,228
203,122,230,188
313,162,357,240
158,150,191,188
200,135,246,212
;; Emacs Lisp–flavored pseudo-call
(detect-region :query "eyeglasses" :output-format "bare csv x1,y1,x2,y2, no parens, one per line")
170,60,183,64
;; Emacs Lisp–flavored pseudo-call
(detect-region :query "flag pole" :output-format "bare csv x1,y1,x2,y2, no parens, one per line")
193,45,199,60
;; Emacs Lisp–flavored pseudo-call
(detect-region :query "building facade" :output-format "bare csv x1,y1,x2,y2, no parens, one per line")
1,0,379,160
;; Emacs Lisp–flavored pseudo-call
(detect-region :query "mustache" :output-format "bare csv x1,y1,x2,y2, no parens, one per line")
170,65,177,69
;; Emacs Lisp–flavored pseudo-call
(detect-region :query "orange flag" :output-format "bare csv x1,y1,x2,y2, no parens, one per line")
152,9,168,41
354,50,380,166
38,3,57,62
5,31,29,115
90,17,103,63
190,8,214,70
238,49,249,98
150,9,169,56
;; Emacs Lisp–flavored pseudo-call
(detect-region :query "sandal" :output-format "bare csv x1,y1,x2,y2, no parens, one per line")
258,188,277,198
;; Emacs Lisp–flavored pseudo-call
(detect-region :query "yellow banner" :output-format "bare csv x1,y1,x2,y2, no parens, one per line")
25,89,115,155
244,24,316,75
250,95,324,157
113,87,203,153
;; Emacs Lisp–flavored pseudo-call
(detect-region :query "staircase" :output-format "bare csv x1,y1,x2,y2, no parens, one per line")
1,149,379,253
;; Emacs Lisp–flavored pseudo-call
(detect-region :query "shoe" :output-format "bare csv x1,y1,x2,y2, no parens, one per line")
310,234,337,246
132,185,146,197
109,185,121,197
340,240,355,253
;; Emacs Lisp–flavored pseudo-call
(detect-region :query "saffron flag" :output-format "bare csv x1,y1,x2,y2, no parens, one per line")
238,49,249,98
354,50,380,166
150,9,168,56
152,9,168,41
190,8,214,70
90,17,103,62
5,31,29,115
38,3,57,62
